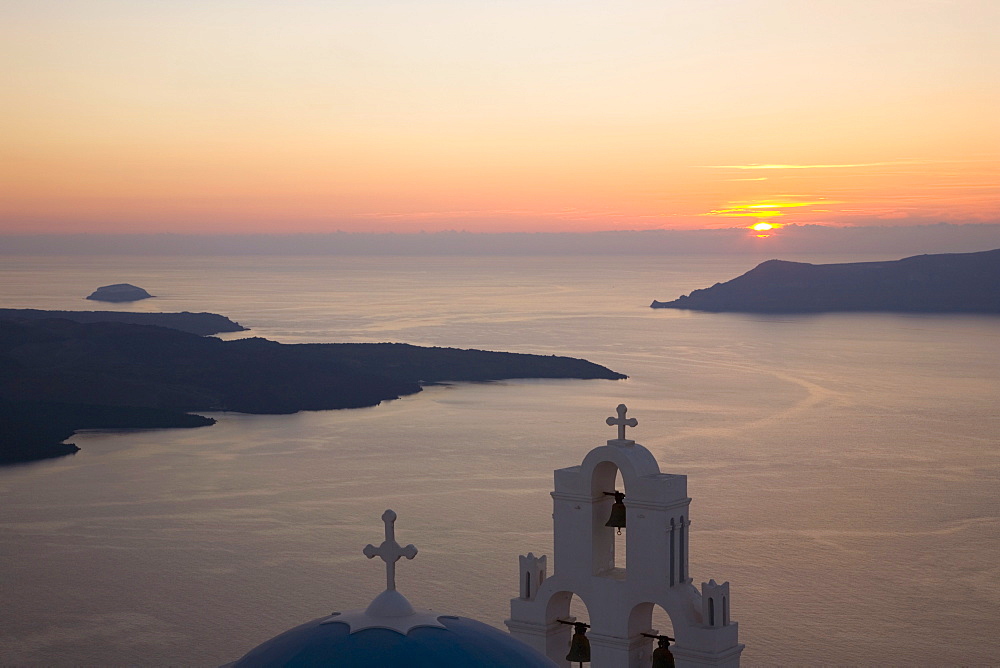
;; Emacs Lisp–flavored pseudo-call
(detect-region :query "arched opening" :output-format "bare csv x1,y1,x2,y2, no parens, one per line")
590,460,627,577
543,591,591,666
566,594,594,667
613,469,627,571
723,595,729,626
708,597,715,626
650,604,675,639
590,460,620,498
568,593,591,627
627,602,676,666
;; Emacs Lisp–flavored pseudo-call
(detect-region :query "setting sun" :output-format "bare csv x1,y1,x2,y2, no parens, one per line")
749,220,783,238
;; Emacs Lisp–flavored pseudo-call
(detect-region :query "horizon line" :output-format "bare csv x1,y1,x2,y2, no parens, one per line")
3,221,999,238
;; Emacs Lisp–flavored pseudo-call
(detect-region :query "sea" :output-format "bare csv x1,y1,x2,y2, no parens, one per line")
0,253,997,667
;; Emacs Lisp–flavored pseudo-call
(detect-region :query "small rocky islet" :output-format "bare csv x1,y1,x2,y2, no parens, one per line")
85,283,154,302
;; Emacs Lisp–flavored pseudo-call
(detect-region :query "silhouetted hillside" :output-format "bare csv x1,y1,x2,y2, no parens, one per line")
0,400,214,464
0,309,246,335
651,249,1000,313
0,318,624,463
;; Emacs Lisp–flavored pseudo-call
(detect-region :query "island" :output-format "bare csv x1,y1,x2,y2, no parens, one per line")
86,283,154,302
650,248,1000,313
0,309,247,336
0,318,626,464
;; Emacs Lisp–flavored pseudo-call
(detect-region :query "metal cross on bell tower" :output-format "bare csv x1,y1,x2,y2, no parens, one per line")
606,403,638,443
363,509,418,591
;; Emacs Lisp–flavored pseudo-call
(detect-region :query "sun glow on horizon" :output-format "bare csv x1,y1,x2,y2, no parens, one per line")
749,220,783,238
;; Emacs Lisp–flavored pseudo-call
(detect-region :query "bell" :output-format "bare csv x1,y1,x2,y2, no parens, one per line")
605,491,627,535
565,622,591,665
651,635,675,668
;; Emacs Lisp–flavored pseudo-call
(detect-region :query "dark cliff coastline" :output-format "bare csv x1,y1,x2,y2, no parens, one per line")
0,400,215,464
0,309,247,335
0,318,625,464
651,249,1000,313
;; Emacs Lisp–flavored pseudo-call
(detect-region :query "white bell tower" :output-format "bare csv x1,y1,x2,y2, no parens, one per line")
506,405,744,667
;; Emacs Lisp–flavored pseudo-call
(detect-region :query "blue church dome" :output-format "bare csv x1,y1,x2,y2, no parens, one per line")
226,510,555,668
229,614,555,668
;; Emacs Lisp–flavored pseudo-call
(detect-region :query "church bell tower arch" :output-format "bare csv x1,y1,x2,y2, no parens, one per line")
507,405,744,667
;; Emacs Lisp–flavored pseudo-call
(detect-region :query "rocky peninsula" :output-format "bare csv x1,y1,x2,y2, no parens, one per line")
0,317,625,464
651,248,1000,313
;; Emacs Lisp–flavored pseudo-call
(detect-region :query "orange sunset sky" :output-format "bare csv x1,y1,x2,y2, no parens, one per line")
2,1,998,235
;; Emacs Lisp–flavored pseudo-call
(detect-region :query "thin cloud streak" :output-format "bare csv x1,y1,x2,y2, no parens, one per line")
704,161,930,170
701,199,842,219
926,183,1000,189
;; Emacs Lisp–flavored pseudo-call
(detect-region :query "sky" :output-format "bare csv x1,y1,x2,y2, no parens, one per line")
1,0,998,235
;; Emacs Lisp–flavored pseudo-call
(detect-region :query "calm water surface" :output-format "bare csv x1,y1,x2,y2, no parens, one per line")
0,255,997,666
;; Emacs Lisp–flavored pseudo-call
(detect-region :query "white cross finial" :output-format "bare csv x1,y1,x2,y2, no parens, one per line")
363,509,418,591
606,403,638,441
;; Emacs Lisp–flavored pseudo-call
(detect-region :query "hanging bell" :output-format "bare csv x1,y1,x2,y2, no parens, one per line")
649,634,675,668
605,491,627,535
565,622,591,664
